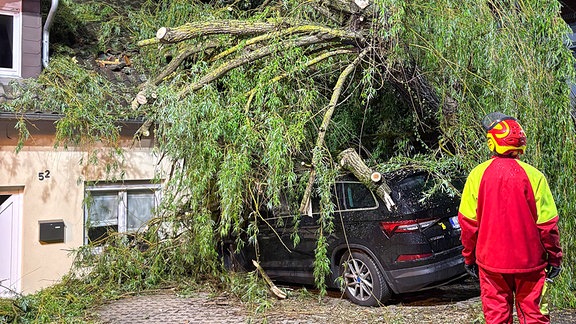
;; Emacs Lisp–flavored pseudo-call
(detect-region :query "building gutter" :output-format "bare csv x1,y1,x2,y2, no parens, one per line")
0,112,147,125
42,0,59,68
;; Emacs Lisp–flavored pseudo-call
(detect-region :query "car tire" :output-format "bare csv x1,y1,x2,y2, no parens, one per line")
339,251,391,306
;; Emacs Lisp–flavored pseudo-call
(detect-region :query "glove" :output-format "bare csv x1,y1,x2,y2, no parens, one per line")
546,265,561,280
464,263,479,280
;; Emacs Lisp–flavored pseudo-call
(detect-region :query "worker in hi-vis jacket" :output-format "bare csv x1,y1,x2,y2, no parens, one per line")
458,112,562,324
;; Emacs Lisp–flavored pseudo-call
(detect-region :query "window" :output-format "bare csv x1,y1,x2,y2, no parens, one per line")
393,173,436,203
342,182,377,210
311,182,377,214
311,185,339,214
0,10,20,77
84,182,161,245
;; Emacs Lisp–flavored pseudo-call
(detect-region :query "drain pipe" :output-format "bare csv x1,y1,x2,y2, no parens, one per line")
42,0,59,68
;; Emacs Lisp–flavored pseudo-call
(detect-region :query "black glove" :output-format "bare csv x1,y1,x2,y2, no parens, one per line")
465,263,479,280
546,265,561,280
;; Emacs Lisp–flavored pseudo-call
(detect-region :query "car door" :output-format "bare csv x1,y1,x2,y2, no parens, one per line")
256,183,341,284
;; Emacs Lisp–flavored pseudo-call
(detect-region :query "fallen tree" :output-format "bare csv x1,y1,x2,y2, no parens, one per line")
124,0,576,304
132,1,461,219
6,0,575,308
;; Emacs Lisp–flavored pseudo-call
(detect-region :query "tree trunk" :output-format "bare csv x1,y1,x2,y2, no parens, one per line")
156,20,278,44
337,148,395,211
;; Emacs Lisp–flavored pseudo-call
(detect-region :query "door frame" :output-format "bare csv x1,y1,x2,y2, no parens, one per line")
0,188,23,297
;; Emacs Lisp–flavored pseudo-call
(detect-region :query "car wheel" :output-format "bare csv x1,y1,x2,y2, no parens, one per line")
339,251,391,306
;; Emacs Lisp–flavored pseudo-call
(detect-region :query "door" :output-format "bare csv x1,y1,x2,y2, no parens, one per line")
0,193,22,297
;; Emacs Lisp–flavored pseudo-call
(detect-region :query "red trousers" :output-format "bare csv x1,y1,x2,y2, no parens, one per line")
479,267,549,324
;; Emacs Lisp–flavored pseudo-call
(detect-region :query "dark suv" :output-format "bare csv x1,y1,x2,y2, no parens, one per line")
240,170,465,306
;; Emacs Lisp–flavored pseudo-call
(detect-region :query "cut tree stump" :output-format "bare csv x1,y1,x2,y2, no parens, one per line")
337,148,395,211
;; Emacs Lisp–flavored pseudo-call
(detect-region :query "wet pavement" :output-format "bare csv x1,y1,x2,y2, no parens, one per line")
94,290,248,324
93,280,576,324
93,280,483,324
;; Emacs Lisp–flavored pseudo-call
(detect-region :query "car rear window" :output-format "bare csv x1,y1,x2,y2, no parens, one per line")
390,173,442,209
396,174,432,195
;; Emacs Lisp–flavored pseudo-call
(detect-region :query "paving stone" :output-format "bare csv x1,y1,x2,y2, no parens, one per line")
95,291,247,324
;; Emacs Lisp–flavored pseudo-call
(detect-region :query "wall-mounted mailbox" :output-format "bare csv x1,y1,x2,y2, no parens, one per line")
39,220,65,244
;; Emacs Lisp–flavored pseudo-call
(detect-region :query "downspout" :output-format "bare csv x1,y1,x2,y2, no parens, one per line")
42,0,59,68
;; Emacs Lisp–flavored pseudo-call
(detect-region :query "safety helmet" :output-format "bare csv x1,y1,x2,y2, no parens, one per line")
481,112,526,156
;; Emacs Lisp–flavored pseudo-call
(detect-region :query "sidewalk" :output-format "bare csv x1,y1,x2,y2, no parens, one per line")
92,284,576,324
94,290,248,324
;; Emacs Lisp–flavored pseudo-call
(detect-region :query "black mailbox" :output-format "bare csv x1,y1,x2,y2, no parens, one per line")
39,220,65,244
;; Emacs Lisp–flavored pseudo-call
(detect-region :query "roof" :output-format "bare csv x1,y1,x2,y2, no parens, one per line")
0,52,147,118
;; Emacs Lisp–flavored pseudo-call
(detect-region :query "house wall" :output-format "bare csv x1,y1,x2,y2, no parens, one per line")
0,119,165,294
21,0,41,78
0,0,42,82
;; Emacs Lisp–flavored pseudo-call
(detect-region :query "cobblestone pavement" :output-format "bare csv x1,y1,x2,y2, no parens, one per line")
94,291,248,324
93,289,374,324
93,283,576,324
92,282,483,324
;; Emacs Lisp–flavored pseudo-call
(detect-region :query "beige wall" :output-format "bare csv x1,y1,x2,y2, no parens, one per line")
0,125,165,294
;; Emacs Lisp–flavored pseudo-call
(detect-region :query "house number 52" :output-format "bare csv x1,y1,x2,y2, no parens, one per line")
38,170,51,181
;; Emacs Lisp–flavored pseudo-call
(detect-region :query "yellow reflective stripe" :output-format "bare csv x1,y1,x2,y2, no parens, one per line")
459,159,493,221
540,279,551,316
517,160,558,224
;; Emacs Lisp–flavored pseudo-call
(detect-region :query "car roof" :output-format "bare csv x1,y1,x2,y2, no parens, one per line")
336,169,429,183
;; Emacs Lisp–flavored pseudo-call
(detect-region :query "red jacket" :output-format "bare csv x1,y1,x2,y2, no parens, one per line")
458,156,562,273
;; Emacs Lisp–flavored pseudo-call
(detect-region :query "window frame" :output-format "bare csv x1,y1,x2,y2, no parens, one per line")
0,9,21,78
84,182,161,245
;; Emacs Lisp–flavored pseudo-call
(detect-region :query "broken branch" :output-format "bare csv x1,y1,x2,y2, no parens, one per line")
338,148,395,210
299,47,370,214
179,33,345,98
252,260,287,299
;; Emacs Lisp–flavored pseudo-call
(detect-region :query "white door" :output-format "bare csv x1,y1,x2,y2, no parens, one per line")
0,193,22,297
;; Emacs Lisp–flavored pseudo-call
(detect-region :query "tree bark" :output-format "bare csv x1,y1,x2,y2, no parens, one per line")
179,33,345,98
156,20,278,44
210,25,358,63
337,148,395,210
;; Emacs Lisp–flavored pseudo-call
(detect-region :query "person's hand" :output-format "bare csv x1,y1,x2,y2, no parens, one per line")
465,263,479,280
546,265,561,280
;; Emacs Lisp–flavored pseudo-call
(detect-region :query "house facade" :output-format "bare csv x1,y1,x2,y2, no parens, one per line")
0,115,166,296
0,0,166,296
